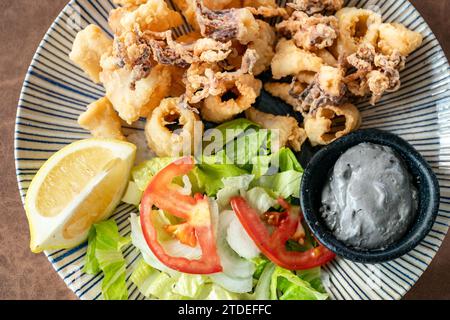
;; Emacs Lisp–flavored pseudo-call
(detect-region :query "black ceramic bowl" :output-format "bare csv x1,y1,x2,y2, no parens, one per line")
300,129,440,263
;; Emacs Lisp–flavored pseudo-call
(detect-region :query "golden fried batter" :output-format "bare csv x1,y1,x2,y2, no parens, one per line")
377,23,423,56
145,97,203,157
70,25,113,83
289,0,343,15
201,74,262,123
100,54,171,124
78,97,126,141
196,1,259,45
344,43,405,104
245,107,307,152
264,82,301,107
304,103,361,146
113,0,147,6
109,0,183,35
248,20,276,76
277,11,338,51
334,7,382,59
184,48,258,104
290,65,346,115
145,31,233,67
271,39,324,79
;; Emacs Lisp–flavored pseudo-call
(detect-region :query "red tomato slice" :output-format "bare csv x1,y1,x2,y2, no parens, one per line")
231,196,335,270
140,157,222,275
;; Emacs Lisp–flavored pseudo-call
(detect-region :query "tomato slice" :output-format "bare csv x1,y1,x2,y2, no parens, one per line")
140,157,222,274
231,196,335,270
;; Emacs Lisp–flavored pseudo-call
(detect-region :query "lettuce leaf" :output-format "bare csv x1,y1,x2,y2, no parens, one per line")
216,174,254,209
276,148,303,172
190,164,247,196
83,227,100,275
252,148,303,178
243,187,278,213
121,181,142,206
206,118,260,147
270,266,328,300
226,129,270,168
253,262,276,300
84,220,130,300
132,157,176,191
173,273,206,298
131,259,182,299
254,170,302,199
296,268,327,294
202,284,241,300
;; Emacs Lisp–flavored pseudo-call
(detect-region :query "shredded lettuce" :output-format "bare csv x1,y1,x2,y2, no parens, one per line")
252,147,303,178
131,257,241,300
132,157,176,191
121,181,142,206
270,266,328,300
254,170,302,199
206,118,260,147
275,148,304,172
243,187,278,213
84,220,130,300
83,227,100,274
201,284,241,300
253,263,276,300
216,174,254,209
190,163,247,196
296,268,328,294
173,273,206,298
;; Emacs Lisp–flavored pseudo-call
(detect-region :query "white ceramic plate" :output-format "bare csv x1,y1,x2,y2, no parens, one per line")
15,0,450,300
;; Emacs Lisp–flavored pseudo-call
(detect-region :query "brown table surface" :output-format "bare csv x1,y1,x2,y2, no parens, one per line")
1,0,449,300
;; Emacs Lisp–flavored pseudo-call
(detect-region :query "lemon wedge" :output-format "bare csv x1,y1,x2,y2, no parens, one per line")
25,139,136,253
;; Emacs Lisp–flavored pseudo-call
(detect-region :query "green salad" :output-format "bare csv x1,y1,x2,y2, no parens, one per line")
84,119,334,300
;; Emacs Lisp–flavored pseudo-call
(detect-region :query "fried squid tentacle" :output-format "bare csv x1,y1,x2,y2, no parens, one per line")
195,0,259,44
290,65,347,115
344,43,406,104
288,0,344,15
276,11,339,51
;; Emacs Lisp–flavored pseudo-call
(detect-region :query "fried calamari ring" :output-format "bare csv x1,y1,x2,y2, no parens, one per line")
145,97,203,157
334,7,382,59
304,103,361,146
271,39,324,79
276,11,339,51
377,23,423,56
201,74,262,123
184,48,258,104
195,0,259,45
184,62,226,103
248,20,276,76
245,107,307,152
145,31,233,67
